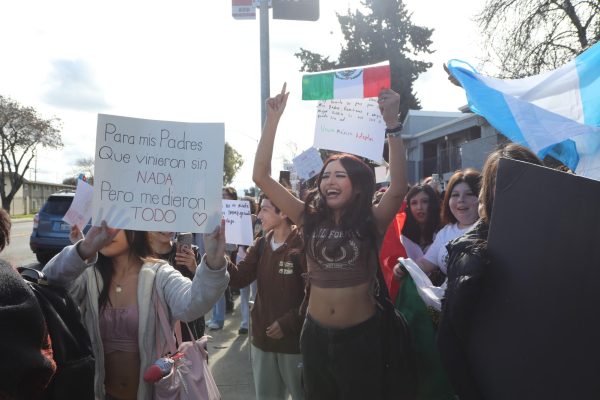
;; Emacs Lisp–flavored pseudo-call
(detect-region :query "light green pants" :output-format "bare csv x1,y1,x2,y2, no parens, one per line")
251,344,304,400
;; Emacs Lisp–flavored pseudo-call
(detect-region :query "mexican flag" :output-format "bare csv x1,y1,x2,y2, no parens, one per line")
302,61,391,100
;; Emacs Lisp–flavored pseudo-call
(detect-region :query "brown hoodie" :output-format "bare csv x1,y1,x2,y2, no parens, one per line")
227,226,306,354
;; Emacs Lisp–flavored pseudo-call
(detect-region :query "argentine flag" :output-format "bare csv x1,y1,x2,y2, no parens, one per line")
447,42,600,180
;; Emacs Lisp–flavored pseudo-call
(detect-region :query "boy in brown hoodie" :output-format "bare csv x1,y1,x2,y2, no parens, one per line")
227,194,306,400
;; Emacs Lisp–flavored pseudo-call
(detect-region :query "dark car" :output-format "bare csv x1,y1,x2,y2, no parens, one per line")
29,191,90,264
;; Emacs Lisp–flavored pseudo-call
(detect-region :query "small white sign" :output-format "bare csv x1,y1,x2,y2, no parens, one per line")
93,114,224,233
222,199,254,246
292,147,323,180
375,165,388,183
313,98,386,162
63,179,94,230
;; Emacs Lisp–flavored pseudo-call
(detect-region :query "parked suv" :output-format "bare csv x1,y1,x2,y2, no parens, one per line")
29,191,90,264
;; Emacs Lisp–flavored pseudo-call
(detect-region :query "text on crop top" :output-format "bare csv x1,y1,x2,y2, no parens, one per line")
306,226,378,288
99,304,139,353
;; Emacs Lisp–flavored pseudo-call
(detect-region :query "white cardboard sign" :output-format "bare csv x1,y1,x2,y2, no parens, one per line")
292,147,323,180
63,179,94,230
313,98,386,162
375,165,388,183
222,199,253,246
93,114,224,233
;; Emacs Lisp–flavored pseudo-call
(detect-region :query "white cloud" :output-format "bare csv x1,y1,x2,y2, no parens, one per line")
43,59,109,111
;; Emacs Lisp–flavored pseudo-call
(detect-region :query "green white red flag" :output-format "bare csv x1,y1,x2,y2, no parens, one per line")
302,61,391,100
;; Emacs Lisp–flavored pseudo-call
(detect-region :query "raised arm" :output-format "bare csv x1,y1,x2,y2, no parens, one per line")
372,89,408,234
252,83,304,226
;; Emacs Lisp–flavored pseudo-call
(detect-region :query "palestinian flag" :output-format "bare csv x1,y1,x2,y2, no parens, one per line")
302,61,391,100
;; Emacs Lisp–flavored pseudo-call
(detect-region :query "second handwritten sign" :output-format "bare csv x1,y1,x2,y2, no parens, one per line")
313,98,386,162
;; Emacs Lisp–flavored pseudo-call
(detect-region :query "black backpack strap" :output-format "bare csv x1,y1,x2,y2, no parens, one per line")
18,266,46,284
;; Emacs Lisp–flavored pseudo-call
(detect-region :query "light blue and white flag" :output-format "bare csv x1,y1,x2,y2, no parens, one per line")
447,42,600,180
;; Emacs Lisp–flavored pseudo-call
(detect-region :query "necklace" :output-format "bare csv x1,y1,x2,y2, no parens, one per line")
113,263,141,294
113,275,133,294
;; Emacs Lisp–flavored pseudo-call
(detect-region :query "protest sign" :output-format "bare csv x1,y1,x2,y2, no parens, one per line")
93,114,224,233
63,178,93,230
466,158,600,399
313,98,386,162
375,165,388,183
222,199,253,246
292,147,323,180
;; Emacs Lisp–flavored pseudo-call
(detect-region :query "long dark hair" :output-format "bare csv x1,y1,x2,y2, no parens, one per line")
303,154,376,253
402,184,441,247
480,143,542,223
96,230,153,311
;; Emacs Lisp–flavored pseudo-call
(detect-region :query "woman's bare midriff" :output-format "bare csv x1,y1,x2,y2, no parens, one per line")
104,351,140,400
307,281,376,328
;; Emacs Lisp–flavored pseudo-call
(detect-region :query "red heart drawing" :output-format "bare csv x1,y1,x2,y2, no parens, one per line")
193,212,208,227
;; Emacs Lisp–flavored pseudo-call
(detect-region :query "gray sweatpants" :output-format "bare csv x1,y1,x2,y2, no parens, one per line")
251,344,304,400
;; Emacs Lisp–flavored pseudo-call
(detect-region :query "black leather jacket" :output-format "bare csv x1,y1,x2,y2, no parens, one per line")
437,219,490,400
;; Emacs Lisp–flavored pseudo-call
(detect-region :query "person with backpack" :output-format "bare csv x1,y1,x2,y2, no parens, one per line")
0,259,57,400
227,193,306,399
42,220,229,399
253,84,413,399
0,209,60,400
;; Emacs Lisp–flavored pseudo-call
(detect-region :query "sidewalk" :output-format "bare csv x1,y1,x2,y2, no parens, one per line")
207,296,256,399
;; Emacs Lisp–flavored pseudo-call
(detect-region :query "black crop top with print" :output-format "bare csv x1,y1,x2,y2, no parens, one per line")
306,224,378,288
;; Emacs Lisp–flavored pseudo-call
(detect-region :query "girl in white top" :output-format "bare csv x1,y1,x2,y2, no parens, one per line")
400,184,441,260
396,169,481,278
419,169,481,274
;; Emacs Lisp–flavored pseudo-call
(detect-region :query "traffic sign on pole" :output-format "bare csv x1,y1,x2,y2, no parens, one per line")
272,0,319,21
232,0,256,19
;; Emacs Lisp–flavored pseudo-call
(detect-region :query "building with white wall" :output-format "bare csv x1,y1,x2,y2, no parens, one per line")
2,174,74,215
401,108,505,185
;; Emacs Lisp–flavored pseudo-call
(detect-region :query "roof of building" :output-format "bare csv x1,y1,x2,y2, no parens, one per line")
401,110,466,138
1,172,75,189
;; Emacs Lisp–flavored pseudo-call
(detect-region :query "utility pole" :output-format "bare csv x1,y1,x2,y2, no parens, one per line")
232,0,319,128
259,0,270,129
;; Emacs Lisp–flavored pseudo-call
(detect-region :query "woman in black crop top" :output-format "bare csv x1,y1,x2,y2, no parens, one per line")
253,83,408,399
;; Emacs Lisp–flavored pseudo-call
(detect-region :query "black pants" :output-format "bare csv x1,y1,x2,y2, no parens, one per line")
300,312,384,400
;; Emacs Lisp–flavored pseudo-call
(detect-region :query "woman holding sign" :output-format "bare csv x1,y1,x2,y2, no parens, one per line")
42,221,229,399
253,83,409,399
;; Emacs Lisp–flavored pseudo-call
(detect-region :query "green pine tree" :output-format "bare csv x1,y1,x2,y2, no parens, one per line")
295,0,434,117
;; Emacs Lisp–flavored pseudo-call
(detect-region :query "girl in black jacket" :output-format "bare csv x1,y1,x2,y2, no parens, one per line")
437,143,542,400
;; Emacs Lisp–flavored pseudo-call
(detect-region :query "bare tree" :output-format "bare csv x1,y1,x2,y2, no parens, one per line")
73,156,95,183
0,96,62,210
477,0,600,78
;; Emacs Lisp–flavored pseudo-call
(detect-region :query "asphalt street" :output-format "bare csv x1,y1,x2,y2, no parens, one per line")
3,219,39,268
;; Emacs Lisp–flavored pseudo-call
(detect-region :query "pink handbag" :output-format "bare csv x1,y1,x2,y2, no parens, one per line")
152,291,220,400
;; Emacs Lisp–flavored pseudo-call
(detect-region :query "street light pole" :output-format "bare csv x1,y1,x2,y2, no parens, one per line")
259,0,270,129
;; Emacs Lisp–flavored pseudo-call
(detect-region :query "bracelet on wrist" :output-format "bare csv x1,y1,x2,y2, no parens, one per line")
385,123,403,138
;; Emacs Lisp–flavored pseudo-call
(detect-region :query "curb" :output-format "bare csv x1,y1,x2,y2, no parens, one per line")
10,218,33,224
11,218,34,224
